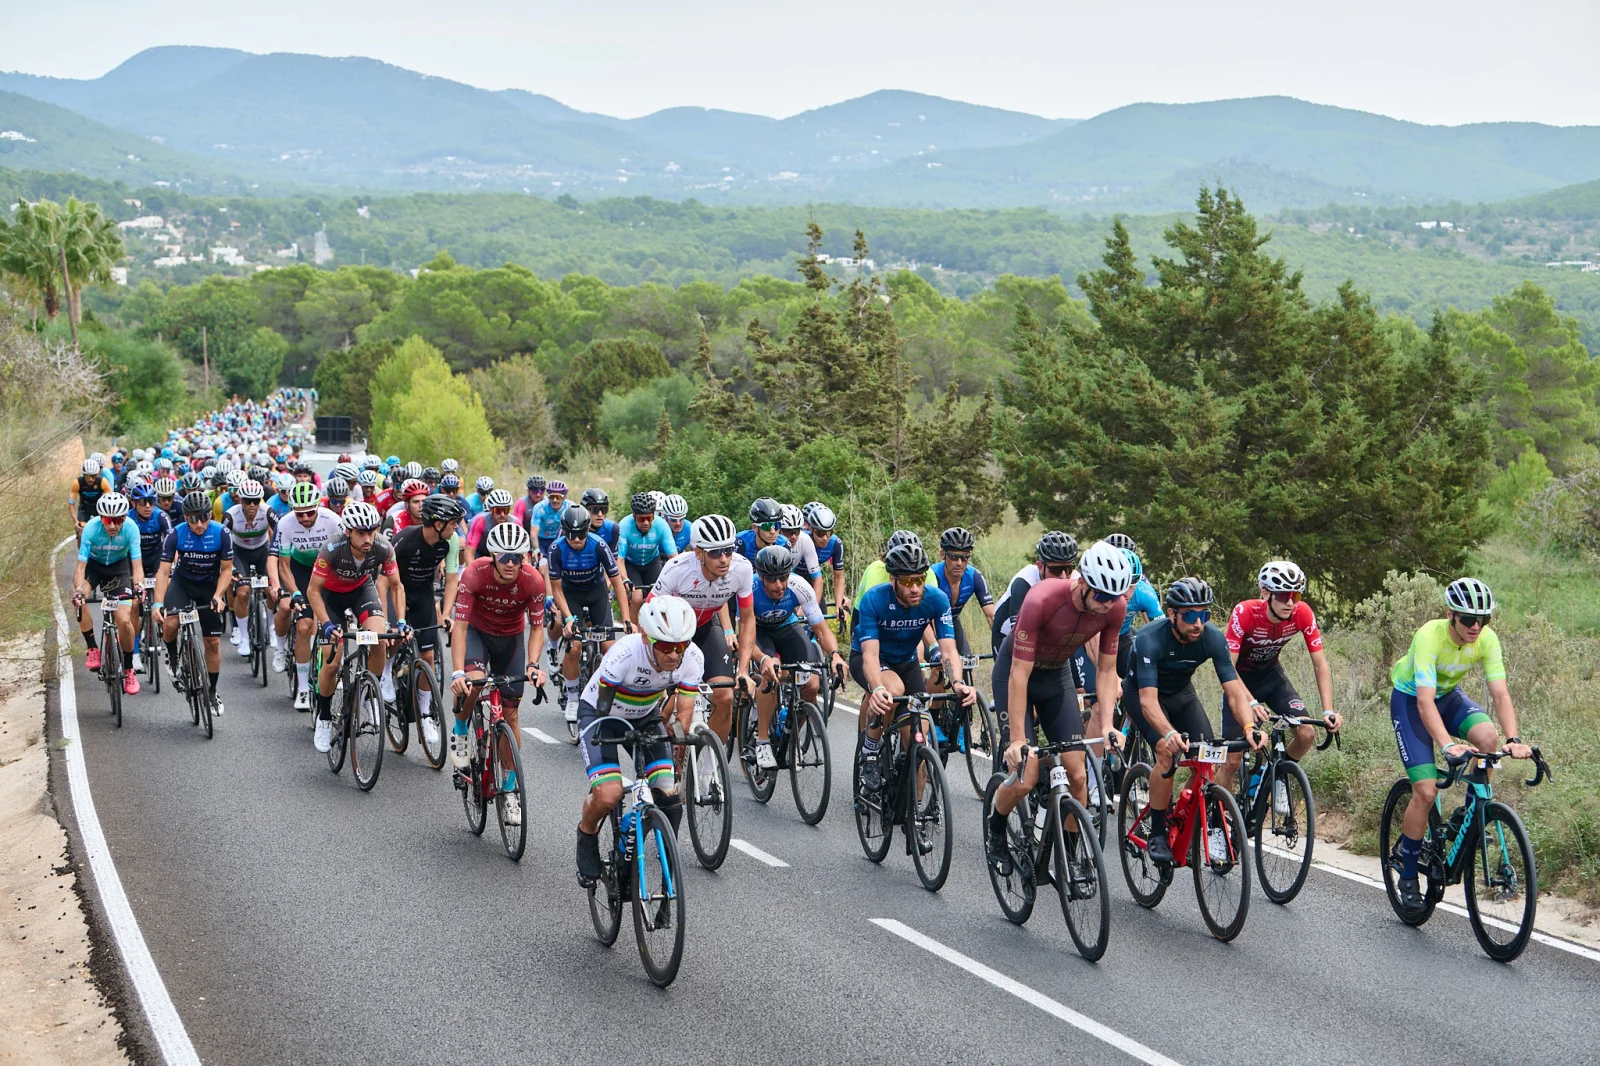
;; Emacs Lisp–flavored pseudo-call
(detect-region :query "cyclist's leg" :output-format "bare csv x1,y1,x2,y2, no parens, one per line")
1033,673,1089,826
848,649,908,740
642,727,680,831
1390,687,1452,850
486,631,526,780
989,637,1039,816
1137,682,1212,816
693,620,735,742
193,581,225,693
577,700,623,833
753,627,780,742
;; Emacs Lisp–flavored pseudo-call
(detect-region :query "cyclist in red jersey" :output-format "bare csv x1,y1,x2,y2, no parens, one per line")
1222,560,1342,792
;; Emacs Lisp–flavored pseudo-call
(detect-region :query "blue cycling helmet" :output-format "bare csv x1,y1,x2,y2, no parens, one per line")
127,481,156,502
1121,547,1143,582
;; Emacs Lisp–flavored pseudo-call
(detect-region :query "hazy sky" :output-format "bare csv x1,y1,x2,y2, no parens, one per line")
4,0,1599,125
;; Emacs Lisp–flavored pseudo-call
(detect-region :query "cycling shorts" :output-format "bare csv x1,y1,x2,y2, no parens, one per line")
1228,664,1306,740
318,582,384,634
991,634,1080,746
848,648,927,699
576,700,673,795
232,543,271,583
624,558,664,592
463,627,526,704
1116,630,1134,680
564,585,614,634
162,576,225,637
1121,676,1215,747
951,615,972,659
755,624,819,668
84,558,134,600
693,620,734,681
1390,686,1492,784
401,579,439,633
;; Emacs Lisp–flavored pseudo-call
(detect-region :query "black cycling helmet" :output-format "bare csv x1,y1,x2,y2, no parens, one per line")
939,527,975,553
177,473,205,495
421,466,441,483
884,542,930,576
1164,576,1215,609
748,497,782,524
560,504,592,535
181,490,212,516
1036,530,1080,565
580,487,609,510
630,492,656,515
526,475,547,493
754,544,795,580
419,494,465,525
247,464,270,484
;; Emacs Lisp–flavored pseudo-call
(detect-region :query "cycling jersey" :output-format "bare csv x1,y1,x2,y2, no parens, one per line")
547,533,619,592
650,551,754,627
266,493,293,519
161,521,234,585
270,508,343,567
391,524,461,587
932,561,994,613
464,491,486,521
617,515,677,566
1120,579,1163,636
69,474,113,519
527,499,566,544
453,556,546,637
750,573,825,629
1130,617,1238,696
312,535,397,594
1011,576,1125,669
812,533,845,574
669,521,692,553
851,582,955,665
735,529,782,563
580,633,705,717
592,517,619,551
854,558,934,609
78,517,140,566
1226,597,1324,671
224,504,276,552
784,530,821,580
991,563,1042,642
131,509,173,565
1391,618,1505,697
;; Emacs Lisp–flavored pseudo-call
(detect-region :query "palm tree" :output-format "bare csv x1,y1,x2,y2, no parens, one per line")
0,197,125,344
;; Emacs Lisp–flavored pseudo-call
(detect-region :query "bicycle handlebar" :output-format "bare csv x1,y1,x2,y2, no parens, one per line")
1437,746,1551,789
1266,712,1343,751
1001,737,1107,788
1160,735,1253,779
462,672,548,704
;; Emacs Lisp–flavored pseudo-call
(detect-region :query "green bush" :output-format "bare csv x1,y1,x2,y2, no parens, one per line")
598,373,699,459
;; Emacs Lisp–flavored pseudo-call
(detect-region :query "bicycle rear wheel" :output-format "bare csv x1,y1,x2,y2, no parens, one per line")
632,805,687,987
144,613,161,694
1193,782,1250,941
412,662,446,769
1464,801,1537,961
1117,763,1166,908
852,730,893,863
1051,794,1110,961
963,693,999,799
738,693,776,802
1378,777,1443,926
685,727,732,870
588,813,622,946
349,674,385,790
982,774,1036,924
788,701,831,825
493,720,527,861
326,685,348,774
1255,759,1315,904
909,744,953,892
104,638,123,729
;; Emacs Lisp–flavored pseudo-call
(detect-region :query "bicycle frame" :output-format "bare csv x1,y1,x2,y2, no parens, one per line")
1432,748,1551,885
584,715,678,900
1238,714,1336,830
1129,737,1251,870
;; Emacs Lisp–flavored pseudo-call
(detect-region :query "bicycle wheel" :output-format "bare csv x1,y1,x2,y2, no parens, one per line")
348,674,384,790
852,730,893,863
1464,801,1537,961
104,638,123,729
631,806,687,987
1255,759,1315,904
738,694,776,803
145,614,161,694
181,630,200,726
909,744,953,892
1051,793,1110,962
1378,777,1443,927
489,720,527,861
459,726,488,836
982,774,1036,924
788,701,831,825
190,627,213,739
385,658,410,754
1192,782,1250,941
963,692,999,799
685,727,732,869
1085,750,1111,850
1117,763,1167,908
588,813,623,946
412,662,446,770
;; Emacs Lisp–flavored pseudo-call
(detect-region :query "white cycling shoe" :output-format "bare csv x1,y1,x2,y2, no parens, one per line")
420,717,440,750
501,793,522,826
755,741,778,770
380,673,396,703
229,627,241,647
272,646,288,673
1273,778,1291,817
450,730,471,769
313,719,333,752
293,687,311,712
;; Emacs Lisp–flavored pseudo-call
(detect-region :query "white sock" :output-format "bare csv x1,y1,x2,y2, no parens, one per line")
270,632,281,649
297,661,310,687
417,687,432,717
563,677,578,698
381,660,393,683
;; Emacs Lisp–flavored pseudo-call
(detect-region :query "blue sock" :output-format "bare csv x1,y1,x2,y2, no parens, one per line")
452,718,468,735
134,633,142,654
503,770,517,791
1398,834,1422,878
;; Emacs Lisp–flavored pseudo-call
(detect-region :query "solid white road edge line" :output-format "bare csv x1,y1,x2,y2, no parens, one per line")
50,537,203,1066
522,726,560,745
729,838,789,867
871,919,1184,1066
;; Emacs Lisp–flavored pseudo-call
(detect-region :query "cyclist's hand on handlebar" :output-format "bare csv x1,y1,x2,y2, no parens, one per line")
319,620,340,643
394,620,412,637
1247,728,1267,752
952,679,976,706
736,673,757,696
622,619,636,635
210,594,227,615
1505,739,1533,760
1323,710,1343,732
1105,728,1124,752
758,656,780,685
526,665,547,689
1156,731,1189,759
865,685,893,717
1003,739,1028,773
1442,741,1471,759
451,672,472,697
1249,699,1272,724
562,618,578,639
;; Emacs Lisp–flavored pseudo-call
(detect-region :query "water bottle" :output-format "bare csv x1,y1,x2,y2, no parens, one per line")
1447,804,1466,840
1034,802,1048,837
775,703,788,739
1247,764,1264,804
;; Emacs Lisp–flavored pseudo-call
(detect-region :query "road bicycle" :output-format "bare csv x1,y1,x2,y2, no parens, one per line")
384,623,447,768
323,611,401,790
580,714,688,988
165,600,220,739
851,692,958,891
1117,736,1253,941
680,680,734,869
925,652,1000,800
453,673,540,860
562,609,624,745
1231,712,1338,904
734,658,833,825
78,589,130,728
982,738,1111,960
283,592,313,706
138,578,161,695
1379,746,1552,961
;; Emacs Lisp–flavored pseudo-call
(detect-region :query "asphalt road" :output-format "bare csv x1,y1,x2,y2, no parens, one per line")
50,554,1600,1066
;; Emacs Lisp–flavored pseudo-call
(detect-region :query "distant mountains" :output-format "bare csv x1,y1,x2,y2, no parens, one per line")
5,45,1600,211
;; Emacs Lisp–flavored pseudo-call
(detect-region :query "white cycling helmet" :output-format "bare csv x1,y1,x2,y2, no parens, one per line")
660,494,689,520
1258,560,1307,594
440,458,459,473
779,503,803,531
96,492,129,518
802,502,836,532
485,488,514,509
691,514,737,550
81,458,101,476
339,502,382,532
484,521,532,556
154,477,178,497
475,475,496,494
638,595,697,643
1078,540,1134,596
1445,577,1494,615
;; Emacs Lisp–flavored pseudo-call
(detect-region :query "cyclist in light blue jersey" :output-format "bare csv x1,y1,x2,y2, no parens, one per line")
618,492,678,611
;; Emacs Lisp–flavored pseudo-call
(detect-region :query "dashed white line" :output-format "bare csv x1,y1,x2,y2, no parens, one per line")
729,838,789,867
522,726,560,745
872,919,1183,1066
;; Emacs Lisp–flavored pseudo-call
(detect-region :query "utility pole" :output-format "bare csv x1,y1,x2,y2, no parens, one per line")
202,325,210,392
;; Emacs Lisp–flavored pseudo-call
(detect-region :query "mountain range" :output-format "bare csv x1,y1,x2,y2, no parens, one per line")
5,45,1600,211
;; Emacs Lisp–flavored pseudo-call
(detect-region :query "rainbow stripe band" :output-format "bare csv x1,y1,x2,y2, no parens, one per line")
644,760,674,786
587,762,622,791
600,680,666,712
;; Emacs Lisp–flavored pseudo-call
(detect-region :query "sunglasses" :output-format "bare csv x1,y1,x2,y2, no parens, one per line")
894,573,927,587
101,516,124,527
650,638,690,656
588,506,608,515
944,552,971,563
1178,609,1211,625
1454,612,1489,629
494,552,526,567
1043,564,1073,578
566,532,589,542
1090,589,1120,603
702,546,734,559
755,521,778,532
1269,590,1302,603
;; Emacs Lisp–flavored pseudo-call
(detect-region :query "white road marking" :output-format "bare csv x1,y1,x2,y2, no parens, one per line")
872,919,1184,1066
522,727,560,744
729,838,789,867
50,538,203,1066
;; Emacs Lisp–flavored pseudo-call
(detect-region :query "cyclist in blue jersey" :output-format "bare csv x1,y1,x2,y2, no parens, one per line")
737,497,783,562
580,488,619,550
266,473,295,519
74,493,145,692
465,476,493,521
850,542,975,791
529,479,568,557
549,505,633,723
746,544,846,769
154,491,236,710
618,492,678,611
931,527,995,657
127,482,173,675
801,502,848,623
661,494,692,553
1115,547,1163,678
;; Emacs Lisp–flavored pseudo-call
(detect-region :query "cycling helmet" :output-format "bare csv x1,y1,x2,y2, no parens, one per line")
181,491,212,516
201,466,218,483
631,492,656,515
1105,532,1137,552
1036,531,1080,565
802,502,836,532
1445,577,1495,615
648,490,666,513
403,461,423,481
97,492,129,518
560,504,592,536
237,479,264,502
420,494,466,525
288,482,321,510
292,461,313,476
1164,577,1214,609
885,529,922,553
128,481,156,502
475,476,495,494
156,457,174,472
581,487,610,510
331,462,359,483
89,451,106,466
546,479,568,496
135,460,154,476
177,473,205,495
754,544,795,580
363,455,382,470
661,494,689,520
440,458,459,473
1078,540,1134,596
691,514,737,551
485,521,532,556
420,466,441,483
526,474,546,493
939,527,975,552
326,477,351,501
340,502,382,532
154,477,177,497
485,488,514,509
356,469,379,488
81,458,101,476
247,464,269,484
273,472,296,492
214,458,234,476
779,503,803,531
1121,548,1143,582
336,453,353,464
439,473,461,491
385,455,400,467
884,542,930,576
748,497,782,524
1258,560,1307,594
401,479,430,500
638,595,696,643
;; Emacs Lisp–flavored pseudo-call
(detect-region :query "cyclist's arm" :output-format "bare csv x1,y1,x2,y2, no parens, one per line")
441,569,459,620
306,571,330,626
153,560,172,608
389,573,407,628
859,638,887,695
549,577,572,626
1486,677,1519,745
671,690,696,731
735,597,756,671
72,557,89,598
1091,641,1118,733
608,568,632,627
450,618,468,678
1309,647,1335,715
1006,656,1034,746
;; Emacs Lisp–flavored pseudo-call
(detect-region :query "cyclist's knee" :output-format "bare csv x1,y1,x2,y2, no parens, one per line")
1411,777,1438,805
1293,724,1316,747
1466,721,1498,751
590,780,623,808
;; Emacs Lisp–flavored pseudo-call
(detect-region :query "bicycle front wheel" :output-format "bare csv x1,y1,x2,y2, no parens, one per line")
1193,782,1250,941
1464,801,1537,962
1378,777,1443,927
349,674,385,791
852,730,893,863
963,692,999,799
685,727,732,870
1051,793,1110,961
909,744,953,892
1117,763,1166,909
385,664,410,754
788,701,831,825
588,813,622,946
983,773,1035,925
459,727,488,836
412,662,446,769
738,693,776,803
632,806,687,987
1255,759,1315,904
104,639,123,729
189,627,213,739
144,614,161,694
493,720,527,861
